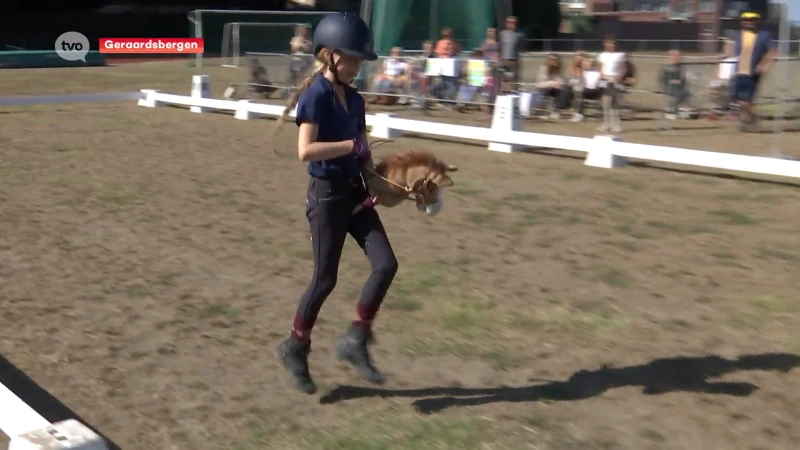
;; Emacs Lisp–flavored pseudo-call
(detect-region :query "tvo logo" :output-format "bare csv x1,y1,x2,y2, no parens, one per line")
55,31,90,62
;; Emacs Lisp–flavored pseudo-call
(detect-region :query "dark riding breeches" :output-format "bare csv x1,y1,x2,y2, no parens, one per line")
293,177,398,332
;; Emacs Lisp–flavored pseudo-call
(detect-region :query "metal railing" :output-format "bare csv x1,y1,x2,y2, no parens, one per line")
234,52,798,121
523,38,800,56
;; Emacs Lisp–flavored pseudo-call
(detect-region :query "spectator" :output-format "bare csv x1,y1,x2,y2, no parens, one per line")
707,39,738,114
499,16,526,92
481,50,501,113
572,58,603,122
479,27,500,62
455,48,491,112
289,25,311,54
732,10,776,131
620,56,637,88
535,53,564,119
372,47,409,102
430,40,460,102
409,41,434,109
247,57,277,98
597,35,626,133
284,25,312,99
659,49,688,120
551,52,586,119
435,28,461,58
352,66,368,91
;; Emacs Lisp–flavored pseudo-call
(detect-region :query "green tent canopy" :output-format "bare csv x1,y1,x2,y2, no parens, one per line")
369,0,495,54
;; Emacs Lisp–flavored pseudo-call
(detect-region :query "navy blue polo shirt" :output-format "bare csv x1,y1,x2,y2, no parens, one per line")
295,74,366,179
734,30,775,76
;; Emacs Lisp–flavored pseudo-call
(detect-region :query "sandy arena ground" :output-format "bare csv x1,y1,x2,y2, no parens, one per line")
0,60,799,450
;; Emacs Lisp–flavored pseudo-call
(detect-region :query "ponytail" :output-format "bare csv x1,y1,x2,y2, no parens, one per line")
271,51,329,156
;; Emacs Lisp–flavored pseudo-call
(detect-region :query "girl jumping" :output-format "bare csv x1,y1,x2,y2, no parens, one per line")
274,13,398,395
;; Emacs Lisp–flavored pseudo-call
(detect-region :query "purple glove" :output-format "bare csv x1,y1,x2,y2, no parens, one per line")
360,196,376,210
352,196,376,215
351,137,371,165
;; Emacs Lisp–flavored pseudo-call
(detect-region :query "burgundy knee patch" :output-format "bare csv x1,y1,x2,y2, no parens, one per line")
293,314,314,342
356,302,379,322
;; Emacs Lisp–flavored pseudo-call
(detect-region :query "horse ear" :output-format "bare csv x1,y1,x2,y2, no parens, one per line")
446,165,458,172
437,176,454,187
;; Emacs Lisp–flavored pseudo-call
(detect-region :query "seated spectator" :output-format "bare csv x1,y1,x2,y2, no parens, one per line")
372,47,409,103
248,57,276,98
535,53,564,118
571,58,603,122
551,52,586,119
435,28,461,58
659,49,688,120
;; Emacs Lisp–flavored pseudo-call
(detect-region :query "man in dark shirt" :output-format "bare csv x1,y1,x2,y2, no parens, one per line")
732,11,776,130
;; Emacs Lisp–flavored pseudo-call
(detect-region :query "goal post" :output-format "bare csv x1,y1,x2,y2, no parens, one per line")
221,22,306,68
188,9,335,67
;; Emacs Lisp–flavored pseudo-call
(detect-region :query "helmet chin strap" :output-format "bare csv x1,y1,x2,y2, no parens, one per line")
328,53,349,86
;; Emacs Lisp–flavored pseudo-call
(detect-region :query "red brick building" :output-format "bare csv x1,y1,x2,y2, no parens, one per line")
558,1,771,52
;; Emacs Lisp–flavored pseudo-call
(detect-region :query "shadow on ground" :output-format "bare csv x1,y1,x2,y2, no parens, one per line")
320,353,800,414
0,353,122,450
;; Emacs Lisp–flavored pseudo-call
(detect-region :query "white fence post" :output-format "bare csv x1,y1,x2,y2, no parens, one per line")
488,95,523,153
9,419,107,450
370,113,403,139
137,89,162,108
234,100,253,120
585,135,627,169
190,75,211,113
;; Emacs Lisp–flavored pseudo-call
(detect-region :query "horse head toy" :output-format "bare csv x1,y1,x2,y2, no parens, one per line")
354,141,458,216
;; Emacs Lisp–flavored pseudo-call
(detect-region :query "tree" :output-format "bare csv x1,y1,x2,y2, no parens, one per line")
510,0,561,40
569,15,594,35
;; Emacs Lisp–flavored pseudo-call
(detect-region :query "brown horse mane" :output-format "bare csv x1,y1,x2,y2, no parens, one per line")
374,151,449,176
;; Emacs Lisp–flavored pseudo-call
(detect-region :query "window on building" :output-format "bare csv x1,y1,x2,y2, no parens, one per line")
698,0,715,12
725,1,749,18
654,1,670,12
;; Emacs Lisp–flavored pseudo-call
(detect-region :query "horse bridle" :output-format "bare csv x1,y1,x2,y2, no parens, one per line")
364,165,434,205
363,139,436,205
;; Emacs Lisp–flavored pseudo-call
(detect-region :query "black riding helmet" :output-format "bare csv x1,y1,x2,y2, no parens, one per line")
312,13,378,61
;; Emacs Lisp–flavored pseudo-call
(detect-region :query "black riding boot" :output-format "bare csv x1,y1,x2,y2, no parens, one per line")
277,335,317,394
335,325,385,384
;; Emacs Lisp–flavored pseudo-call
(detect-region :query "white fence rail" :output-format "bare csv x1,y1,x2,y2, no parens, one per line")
137,75,800,180
0,92,143,107
0,383,106,449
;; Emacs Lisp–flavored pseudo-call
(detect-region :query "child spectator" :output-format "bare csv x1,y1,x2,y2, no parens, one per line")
571,58,602,122
659,50,688,120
